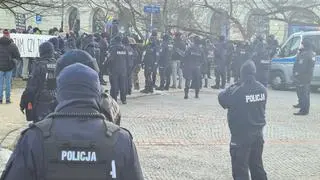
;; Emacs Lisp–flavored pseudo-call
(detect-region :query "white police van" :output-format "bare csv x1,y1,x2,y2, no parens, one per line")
270,31,320,90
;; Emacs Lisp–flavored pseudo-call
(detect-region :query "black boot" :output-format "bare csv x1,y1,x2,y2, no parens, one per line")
184,88,189,99
195,89,199,98
204,79,208,88
211,85,219,89
140,88,149,94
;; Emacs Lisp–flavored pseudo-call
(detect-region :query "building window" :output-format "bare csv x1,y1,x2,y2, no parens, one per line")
210,10,229,38
68,7,80,32
247,10,269,39
92,8,105,33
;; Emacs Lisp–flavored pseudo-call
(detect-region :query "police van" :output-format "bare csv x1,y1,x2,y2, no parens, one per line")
270,31,320,90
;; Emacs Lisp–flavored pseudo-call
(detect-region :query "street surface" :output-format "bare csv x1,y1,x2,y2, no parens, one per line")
0,80,319,179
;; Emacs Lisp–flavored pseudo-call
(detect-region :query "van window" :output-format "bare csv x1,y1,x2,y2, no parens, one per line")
279,36,301,57
304,35,320,55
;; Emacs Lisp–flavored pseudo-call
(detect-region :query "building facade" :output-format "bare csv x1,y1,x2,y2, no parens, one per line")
0,0,320,43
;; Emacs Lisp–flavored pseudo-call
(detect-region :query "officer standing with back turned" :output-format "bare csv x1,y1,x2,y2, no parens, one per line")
0,63,144,180
218,60,268,180
293,38,316,116
108,36,128,104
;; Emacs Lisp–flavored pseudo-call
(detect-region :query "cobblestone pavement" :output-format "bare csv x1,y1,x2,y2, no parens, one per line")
0,84,320,179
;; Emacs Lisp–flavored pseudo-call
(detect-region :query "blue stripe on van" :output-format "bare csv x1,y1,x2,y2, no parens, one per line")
272,56,320,64
272,57,296,63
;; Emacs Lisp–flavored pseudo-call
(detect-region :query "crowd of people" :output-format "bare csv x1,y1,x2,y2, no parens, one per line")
0,20,316,180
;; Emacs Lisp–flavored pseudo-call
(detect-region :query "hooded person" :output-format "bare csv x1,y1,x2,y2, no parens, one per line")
1,63,144,180
55,49,121,125
20,42,57,122
218,60,268,180
48,37,62,59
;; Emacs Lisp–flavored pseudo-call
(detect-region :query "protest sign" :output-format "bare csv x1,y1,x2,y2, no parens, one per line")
10,34,55,57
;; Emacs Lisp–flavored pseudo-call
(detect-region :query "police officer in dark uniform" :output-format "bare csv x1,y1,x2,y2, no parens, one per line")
251,35,270,87
205,39,214,86
48,37,62,59
156,34,173,91
232,42,250,83
1,63,144,180
141,37,159,93
122,36,135,95
182,36,205,99
293,38,316,116
55,50,121,125
212,36,227,89
20,42,57,123
218,60,268,180
108,36,128,104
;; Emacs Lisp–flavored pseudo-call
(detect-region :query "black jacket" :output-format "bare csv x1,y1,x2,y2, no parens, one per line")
214,41,227,68
293,49,316,84
1,99,143,180
108,43,128,76
0,37,20,71
218,61,267,144
143,44,159,69
172,38,186,61
20,55,57,122
159,41,173,67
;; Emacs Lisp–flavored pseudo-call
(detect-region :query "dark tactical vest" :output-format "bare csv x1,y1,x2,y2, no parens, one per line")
45,62,57,91
34,112,121,180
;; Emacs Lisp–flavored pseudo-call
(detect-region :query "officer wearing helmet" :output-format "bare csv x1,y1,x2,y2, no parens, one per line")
108,36,129,104
141,36,160,93
1,62,143,180
156,34,173,90
182,36,205,99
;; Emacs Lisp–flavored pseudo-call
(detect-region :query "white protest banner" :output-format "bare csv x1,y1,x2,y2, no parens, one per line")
10,34,55,57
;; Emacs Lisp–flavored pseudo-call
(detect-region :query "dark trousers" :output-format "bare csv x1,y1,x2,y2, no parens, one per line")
152,66,158,86
230,138,267,180
214,67,226,88
159,66,171,89
110,74,127,102
144,67,153,92
227,64,232,83
207,61,212,77
185,67,201,95
296,84,310,113
127,67,134,94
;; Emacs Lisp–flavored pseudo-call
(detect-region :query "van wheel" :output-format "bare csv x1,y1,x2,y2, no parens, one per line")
271,71,286,90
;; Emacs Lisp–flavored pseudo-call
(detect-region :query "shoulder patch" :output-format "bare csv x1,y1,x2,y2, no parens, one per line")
120,127,133,139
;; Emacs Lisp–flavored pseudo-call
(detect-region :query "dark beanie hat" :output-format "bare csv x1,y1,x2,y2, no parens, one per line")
240,60,256,80
55,50,100,76
49,37,59,50
56,63,101,102
39,42,54,57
